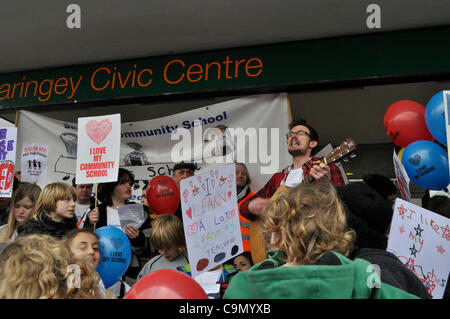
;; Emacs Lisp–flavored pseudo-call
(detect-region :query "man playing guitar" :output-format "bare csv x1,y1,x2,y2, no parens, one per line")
239,119,346,262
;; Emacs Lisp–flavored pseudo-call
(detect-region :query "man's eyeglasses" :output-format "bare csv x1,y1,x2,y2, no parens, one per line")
286,130,311,139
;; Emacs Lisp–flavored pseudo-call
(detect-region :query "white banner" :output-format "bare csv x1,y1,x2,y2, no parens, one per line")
20,143,48,185
180,164,242,278
0,127,17,197
16,93,291,195
387,198,450,299
76,114,121,184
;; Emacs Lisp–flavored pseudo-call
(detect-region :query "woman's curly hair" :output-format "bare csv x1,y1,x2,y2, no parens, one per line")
263,182,355,265
0,234,102,299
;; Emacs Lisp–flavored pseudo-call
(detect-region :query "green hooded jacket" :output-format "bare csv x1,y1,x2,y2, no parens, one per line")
224,250,420,299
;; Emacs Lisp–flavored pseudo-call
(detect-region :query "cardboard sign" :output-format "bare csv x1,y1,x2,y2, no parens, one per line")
0,127,17,197
180,163,243,278
76,114,121,184
393,149,411,202
387,198,450,298
20,143,48,185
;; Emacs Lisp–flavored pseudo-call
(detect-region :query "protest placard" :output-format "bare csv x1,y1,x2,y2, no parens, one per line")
387,198,450,298
393,149,411,202
0,127,17,197
76,114,121,184
20,143,48,185
180,163,243,278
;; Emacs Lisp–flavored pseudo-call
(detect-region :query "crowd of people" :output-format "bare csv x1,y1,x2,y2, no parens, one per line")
0,118,448,299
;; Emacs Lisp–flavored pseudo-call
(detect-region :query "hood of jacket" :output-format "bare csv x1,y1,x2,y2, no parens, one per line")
224,251,419,299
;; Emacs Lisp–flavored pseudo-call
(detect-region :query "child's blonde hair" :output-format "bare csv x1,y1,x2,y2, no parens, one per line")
0,183,41,243
33,182,76,222
151,215,186,253
263,182,355,265
0,234,101,299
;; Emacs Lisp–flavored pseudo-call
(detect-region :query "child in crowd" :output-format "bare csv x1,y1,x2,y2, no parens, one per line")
232,251,254,272
0,183,41,243
84,168,151,287
137,214,188,280
0,234,101,299
17,182,78,239
224,182,420,299
64,229,116,299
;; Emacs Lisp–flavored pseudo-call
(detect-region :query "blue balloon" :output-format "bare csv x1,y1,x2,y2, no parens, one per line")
95,226,132,288
401,140,449,190
425,91,447,145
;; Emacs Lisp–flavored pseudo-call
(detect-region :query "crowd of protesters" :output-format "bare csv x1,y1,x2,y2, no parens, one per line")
0,118,448,299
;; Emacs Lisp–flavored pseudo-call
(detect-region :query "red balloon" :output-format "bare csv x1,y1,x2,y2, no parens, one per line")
383,100,434,148
146,176,180,215
124,269,208,299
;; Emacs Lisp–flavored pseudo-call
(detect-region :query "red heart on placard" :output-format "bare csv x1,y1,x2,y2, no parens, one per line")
86,119,112,144
228,191,232,199
186,207,192,219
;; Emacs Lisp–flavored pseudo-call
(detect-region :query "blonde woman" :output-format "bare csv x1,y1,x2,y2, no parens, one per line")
0,234,102,299
18,182,78,239
0,183,41,243
224,182,419,299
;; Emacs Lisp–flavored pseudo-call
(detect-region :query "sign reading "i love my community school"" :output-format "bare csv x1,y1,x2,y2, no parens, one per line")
76,114,121,184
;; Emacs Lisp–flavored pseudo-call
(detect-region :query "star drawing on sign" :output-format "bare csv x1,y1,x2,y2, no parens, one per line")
191,185,200,196
219,176,227,187
409,244,418,258
414,224,424,237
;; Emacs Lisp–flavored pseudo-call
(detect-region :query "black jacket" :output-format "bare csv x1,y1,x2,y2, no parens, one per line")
17,214,78,239
351,248,431,299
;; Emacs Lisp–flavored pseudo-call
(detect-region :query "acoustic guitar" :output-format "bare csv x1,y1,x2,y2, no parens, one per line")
248,138,357,264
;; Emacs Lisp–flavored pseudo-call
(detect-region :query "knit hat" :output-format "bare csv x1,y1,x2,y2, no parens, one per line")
362,174,396,200
337,182,394,249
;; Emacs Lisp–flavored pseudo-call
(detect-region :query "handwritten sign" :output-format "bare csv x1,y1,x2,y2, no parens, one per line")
76,114,121,184
0,127,17,197
387,198,450,298
180,163,243,278
20,143,48,185
393,149,411,202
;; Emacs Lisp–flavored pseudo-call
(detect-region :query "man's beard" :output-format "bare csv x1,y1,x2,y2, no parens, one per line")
288,148,307,157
